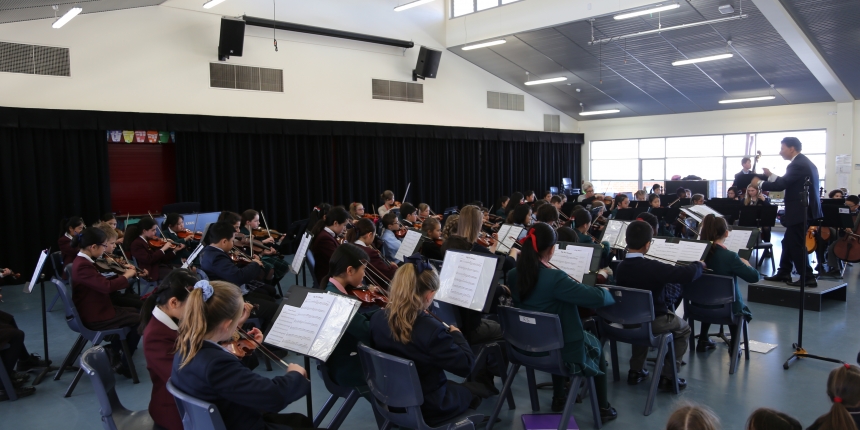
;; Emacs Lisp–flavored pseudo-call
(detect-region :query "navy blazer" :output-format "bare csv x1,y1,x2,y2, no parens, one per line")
370,310,475,425
760,153,822,226
199,246,262,286
615,256,703,315
171,341,310,430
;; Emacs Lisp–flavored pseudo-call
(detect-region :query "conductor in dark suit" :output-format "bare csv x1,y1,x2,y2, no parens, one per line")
731,156,767,191
760,137,822,287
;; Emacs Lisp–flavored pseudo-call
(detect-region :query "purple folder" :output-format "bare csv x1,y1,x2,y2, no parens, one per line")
521,414,579,430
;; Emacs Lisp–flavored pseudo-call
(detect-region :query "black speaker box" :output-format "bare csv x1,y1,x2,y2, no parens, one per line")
218,17,245,61
412,46,442,81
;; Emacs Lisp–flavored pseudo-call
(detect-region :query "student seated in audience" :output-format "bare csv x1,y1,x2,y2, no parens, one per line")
170,280,312,430
746,408,802,430
370,262,485,425
346,218,397,287
666,402,720,430
58,216,85,275
507,223,617,418
310,206,349,286
0,300,49,400
615,221,703,391
130,218,184,282
380,212,402,263
240,209,289,281
72,228,140,378
161,213,195,264
807,364,860,430
419,217,444,261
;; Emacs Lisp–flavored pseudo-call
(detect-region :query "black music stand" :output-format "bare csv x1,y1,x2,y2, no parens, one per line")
28,249,58,385
707,199,744,225
613,207,648,221
738,205,778,262
816,205,855,277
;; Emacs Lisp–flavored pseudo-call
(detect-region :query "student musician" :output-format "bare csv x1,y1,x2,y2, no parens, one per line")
571,208,612,267
647,196,673,236
346,218,397,287
727,187,739,200
634,190,647,201
696,215,757,353
72,228,140,378
507,223,617,418
0,301,48,400
130,218,183,282
379,213,403,263
100,213,125,244
732,156,767,191
615,221,703,391
691,194,705,205
457,205,497,255
240,209,289,281
744,182,772,242
651,184,664,196
506,192,525,218
821,195,860,277
648,193,662,210
507,203,533,227
161,213,195,264
417,203,441,222
610,194,630,219
524,190,537,205
400,203,419,229
58,216,85,271
310,206,349,286
170,280,313,430
495,196,509,218
550,195,563,211
307,203,332,237
542,190,553,203
420,217,444,261
807,364,860,430
441,214,459,240
216,211,273,282
370,262,486,425
378,190,398,217
349,202,368,220
94,224,144,309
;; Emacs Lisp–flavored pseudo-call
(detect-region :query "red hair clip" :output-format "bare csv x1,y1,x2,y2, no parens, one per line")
835,396,843,404
846,363,852,369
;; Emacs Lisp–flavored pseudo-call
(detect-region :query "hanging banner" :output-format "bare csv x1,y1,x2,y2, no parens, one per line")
122,130,135,143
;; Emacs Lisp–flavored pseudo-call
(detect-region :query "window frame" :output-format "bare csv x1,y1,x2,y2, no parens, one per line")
450,0,523,19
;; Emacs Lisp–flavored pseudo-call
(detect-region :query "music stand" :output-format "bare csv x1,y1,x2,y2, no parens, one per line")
613,207,648,221
26,249,57,385
816,205,854,277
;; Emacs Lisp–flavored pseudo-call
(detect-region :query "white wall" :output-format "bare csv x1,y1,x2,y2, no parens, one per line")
0,0,576,132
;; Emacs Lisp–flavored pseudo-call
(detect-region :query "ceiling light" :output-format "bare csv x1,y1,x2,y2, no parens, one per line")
719,95,775,104
394,0,435,12
672,53,733,66
524,77,567,86
614,3,680,20
462,39,506,50
580,109,621,116
52,6,82,28
202,0,226,8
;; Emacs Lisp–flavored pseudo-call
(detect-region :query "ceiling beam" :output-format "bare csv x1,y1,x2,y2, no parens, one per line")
751,0,852,103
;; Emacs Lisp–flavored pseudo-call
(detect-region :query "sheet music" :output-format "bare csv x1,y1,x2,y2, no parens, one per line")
688,205,724,219
308,293,360,360
290,232,313,274
264,306,299,349
496,224,512,252
181,244,205,269
499,225,524,253
265,293,334,355
437,252,497,311
724,229,753,254
677,241,708,262
601,220,629,249
644,238,680,263
395,230,423,262
27,249,49,293
550,244,594,281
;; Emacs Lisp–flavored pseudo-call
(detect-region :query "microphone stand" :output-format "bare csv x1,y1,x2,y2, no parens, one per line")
784,176,843,369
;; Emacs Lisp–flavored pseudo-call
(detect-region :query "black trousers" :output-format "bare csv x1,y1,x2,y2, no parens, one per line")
779,222,813,277
0,311,28,376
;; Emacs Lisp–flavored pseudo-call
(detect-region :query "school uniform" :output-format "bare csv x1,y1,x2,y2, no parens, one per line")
199,246,277,325
58,233,78,278
420,240,444,261
143,307,182,430
130,236,176,282
807,408,860,430
380,229,402,264
353,240,397,287
162,228,193,264
698,245,757,341
239,227,289,279
0,311,29,378
310,227,339,287
370,310,477,426
325,281,376,388
575,229,611,267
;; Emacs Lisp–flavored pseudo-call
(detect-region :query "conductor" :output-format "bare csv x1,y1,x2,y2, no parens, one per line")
756,137,822,287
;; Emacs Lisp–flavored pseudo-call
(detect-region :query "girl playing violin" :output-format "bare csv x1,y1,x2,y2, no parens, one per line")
310,207,350,287
162,213,196,264
240,209,289,281
100,213,124,244
417,203,442,222
170,280,312,430
571,208,612,268
349,202,367,220
217,211,274,282
507,203,533,228
307,203,332,237
94,224,144,310
420,217,444,260
346,218,397,287
130,218,184,282
379,213,403,263
378,190,398,217
495,196,509,218
58,216,85,272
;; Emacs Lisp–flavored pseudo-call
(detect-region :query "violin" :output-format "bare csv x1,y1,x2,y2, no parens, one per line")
434,238,443,247
348,286,389,308
394,201,402,208
1,269,21,279
477,232,496,248
219,329,259,358
148,237,178,250
228,248,253,267
362,214,380,222
251,227,284,241
234,233,273,255
176,229,203,241
413,222,423,230
94,255,144,278
395,225,409,239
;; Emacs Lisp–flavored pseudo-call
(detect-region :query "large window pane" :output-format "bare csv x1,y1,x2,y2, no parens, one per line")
757,155,789,176
591,140,638,159
642,159,665,180
477,0,498,11
724,134,753,156
666,157,723,181
666,136,723,157
756,130,826,154
590,181,640,196
591,159,639,180
452,0,474,17
807,154,826,179
640,138,665,158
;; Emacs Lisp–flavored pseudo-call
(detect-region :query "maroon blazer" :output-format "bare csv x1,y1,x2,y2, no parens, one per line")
72,256,130,324
354,243,397,288
311,231,339,288
58,234,79,277
130,237,175,281
143,316,182,430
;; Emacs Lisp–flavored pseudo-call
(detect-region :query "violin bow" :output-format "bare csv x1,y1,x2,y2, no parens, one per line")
236,327,291,370
401,182,412,204
260,210,274,241
424,309,450,331
359,259,392,289
193,213,200,236
147,211,176,247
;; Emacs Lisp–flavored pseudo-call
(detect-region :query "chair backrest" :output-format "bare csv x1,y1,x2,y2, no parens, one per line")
595,285,661,348
682,274,736,324
64,265,74,284
52,278,93,338
496,306,566,374
166,379,228,430
50,251,64,280
357,343,430,429
196,268,209,281
562,178,573,189
549,186,559,194
80,346,125,426
316,359,357,399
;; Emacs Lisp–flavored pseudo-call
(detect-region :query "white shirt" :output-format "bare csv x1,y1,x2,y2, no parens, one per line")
741,169,750,175
65,233,74,241
354,239,368,247
324,227,336,237
76,251,94,263
152,306,179,331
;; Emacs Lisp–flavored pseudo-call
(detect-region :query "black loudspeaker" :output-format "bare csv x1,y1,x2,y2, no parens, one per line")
412,46,442,81
218,17,245,61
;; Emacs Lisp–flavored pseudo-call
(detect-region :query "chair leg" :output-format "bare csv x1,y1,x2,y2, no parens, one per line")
487,363,520,430
587,377,602,429
0,362,18,401
729,325,741,375
54,335,85,381
64,367,85,397
526,367,540,412
327,390,360,430
688,319,696,354
645,337,669,416
119,338,140,384
558,375,581,430
743,321,750,360
770,250,776,273
668,341,679,394
610,340,620,382
313,394,338,428
47,291,61,312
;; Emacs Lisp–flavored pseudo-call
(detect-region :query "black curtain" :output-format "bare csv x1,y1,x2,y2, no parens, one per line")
0,128,112,275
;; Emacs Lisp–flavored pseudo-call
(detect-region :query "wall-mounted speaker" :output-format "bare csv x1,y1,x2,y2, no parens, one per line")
218,17,245,61
412,46,441,81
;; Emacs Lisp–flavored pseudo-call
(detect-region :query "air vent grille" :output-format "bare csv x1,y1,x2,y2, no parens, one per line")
372,79,423,103
487,91,524,111
210,63,283,93
544,114,560,132
0,41,70,77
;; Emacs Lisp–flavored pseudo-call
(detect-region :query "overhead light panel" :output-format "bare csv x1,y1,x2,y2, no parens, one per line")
394,0,435,12
672,53,733,66
719,95,775,104
524,77,567,86
614,3,680,20
580,109,621,116
462,39,506,50
203,0,226,9
52,6,82,28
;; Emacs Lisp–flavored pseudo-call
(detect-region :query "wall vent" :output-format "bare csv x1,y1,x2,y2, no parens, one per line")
210,63,283,92
544,114,560,132
487,91,524,111
372,79,423,103
0,41,70,77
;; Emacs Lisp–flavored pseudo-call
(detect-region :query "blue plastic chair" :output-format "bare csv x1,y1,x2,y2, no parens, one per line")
487,307,602,430
0,344,17,401
357,343,484,430
130,257,157,296
166,379,227,430
80,346,155,430
682,274,750,375
48,250,67,312
51,278,140,397
305,249,320,288
313,359,362,430
595,286,679,416
196,269,209,281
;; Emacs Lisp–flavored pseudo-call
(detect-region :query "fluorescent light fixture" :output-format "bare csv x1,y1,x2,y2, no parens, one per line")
52,7,82,28
524,77,567,86
202,0,226,9
462,39,506,50
394,0,434,12
672,53,733,66
719,95,775,104
614,3,680,20
579,109,621,116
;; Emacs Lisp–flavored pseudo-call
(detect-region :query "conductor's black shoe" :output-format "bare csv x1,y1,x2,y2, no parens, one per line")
658,377,687,392
786,279,818,288
0,385,35,401
599,404,618,421
627,369,649,385
551,396,568,412
763,273,792,282
823,269,842,278
696,337,716,352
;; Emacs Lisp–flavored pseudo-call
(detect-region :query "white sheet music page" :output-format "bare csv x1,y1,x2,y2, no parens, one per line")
602,220,629,249
437,252,496,310
499,225,524,252
496,224,513,252
182,244,205,269
27,250,48,293
695,205,725,218
677,241,709,262
395,230,423,262
645,239,680,264
290,232,313,274
264,306,299,350
724,230,753,253
550,244,593,281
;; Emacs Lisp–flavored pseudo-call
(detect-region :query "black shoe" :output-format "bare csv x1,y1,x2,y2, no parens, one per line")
112,363,133,379
11,372,30,388
627,369,649,385
0,385,36,401
696,337,716,352
786,279,817,288
599,403,618,422
658,377,687,392
468,395,483,410
822,269,842,279
16,354,50,372
764,273,792,282
551,396,567,412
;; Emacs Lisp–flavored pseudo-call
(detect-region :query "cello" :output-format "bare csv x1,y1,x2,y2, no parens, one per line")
833,231,860,263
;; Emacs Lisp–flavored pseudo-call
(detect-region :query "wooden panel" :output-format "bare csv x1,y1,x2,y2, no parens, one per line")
108,144,176,215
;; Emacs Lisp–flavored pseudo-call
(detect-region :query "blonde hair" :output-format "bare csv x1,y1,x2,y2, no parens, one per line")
94,222,119,241
176,281,244,368
456,205,482,243
666,402,720,430
441,214,459,239
744,182,762,206
809,364,860,430
634,190,647,200
421,217,441,234
386,264,440,344
348,202,363,219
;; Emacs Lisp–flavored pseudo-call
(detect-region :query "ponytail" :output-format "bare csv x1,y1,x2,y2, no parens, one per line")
386,263,439,344
699,214,728,256
139,269,198,334
515,223,557,301
176,280,244,368
813,364,860,430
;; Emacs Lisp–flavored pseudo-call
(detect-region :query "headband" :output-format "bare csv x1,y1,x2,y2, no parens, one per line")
193,280,213,302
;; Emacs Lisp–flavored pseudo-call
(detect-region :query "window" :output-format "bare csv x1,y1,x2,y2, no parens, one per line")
451,0,521,18
589,130,827,197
